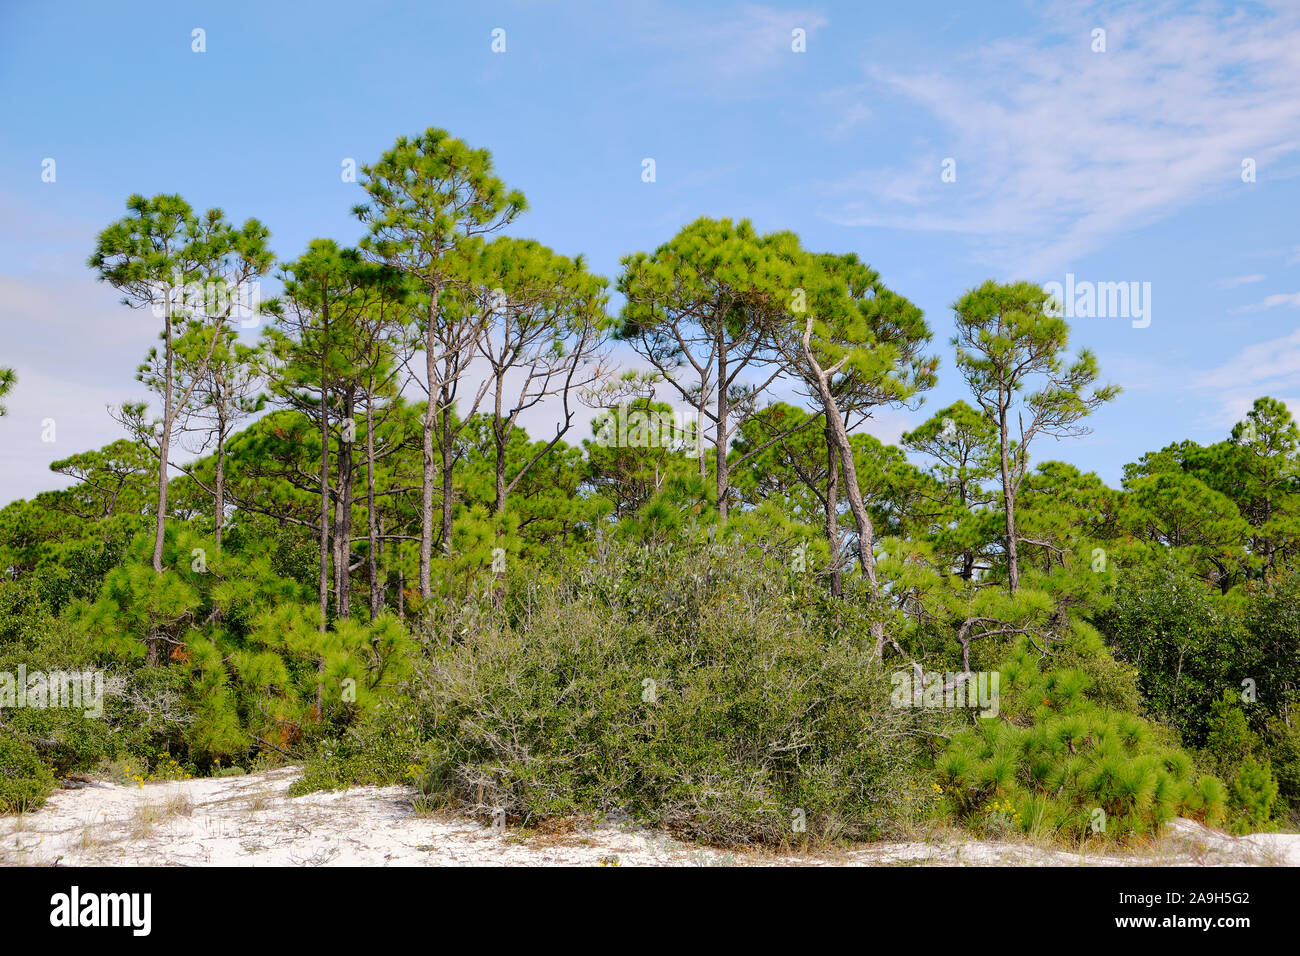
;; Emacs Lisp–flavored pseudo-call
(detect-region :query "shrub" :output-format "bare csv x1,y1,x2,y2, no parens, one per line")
0,734,56,813
399,543,954,846
290,701,426,795
1228,756,1278,832
1262,717,1300,822
937,639,1225,841
1204,690,1259,778
2,707,121,777
81,534,415,770
1094,559,1251,743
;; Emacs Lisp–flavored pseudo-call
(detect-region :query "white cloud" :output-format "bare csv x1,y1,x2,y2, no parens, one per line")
819,1,1300,275
0,272,162,503
1190,327,1300,426
1203,394,1300,430
1232,291,1300,312
626,2,829,92
1194,328,1300,391
1215,274,1266,289
0,366,119,504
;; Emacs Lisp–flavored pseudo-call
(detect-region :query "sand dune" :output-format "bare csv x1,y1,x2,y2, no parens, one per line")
3,767,1297,867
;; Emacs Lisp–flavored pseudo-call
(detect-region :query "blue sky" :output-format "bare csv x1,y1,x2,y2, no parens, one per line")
2,0,1299,505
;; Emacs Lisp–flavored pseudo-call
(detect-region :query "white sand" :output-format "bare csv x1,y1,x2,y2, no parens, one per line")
3,767,1297,866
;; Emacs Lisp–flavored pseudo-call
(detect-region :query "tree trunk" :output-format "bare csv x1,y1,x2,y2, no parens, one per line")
152,297,173,574
715,337,729,519
318,319,332,630
336,385,355,619
214,395,226,553
419,296,438,602
493,374,508,514
318,426,330,627
801,327,888,660
822,403,887,658
366,393,380,621
495,444,507,513
998,394,1019,594
824,426,842,598
696,396,708,481
958,477,973,581
440,397,455,552
316,345,330,720
332,480,344,619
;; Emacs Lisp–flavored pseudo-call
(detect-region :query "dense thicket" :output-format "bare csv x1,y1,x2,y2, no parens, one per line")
1,128,1295,844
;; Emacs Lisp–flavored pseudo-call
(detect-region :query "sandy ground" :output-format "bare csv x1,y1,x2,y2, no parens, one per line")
2,766,1297,866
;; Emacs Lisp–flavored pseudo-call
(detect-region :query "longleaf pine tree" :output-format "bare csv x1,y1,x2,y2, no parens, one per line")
952,280,1118,594
354,129,526,601
90,196,272,574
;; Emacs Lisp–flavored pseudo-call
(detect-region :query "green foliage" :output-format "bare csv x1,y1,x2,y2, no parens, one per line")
20,524,420,773
1122,471,1249,590
1204,690,1260,778
319,544,954,847
291,701,426,795
0,734,55,813
937,638,1224,841
2,708,121,778
1243,569,1300,718
1261,718,1300,821
10,144,1297,850
950,280,1118,592
1094,559,1251,743
0,366,14,417
1228,757,1278,831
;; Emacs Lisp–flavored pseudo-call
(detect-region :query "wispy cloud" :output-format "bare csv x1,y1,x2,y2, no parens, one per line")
629,2,828,92
1190,326,1300,425
1232,291,1300,312
1207,394,1300,430
0,271,159,502
819,1,1300,275
829,101,872,141
1216,273,1266,289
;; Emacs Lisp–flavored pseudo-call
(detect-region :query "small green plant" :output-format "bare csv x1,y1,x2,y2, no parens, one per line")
937,639,1225,842
1204,690,1259,778
1228,757,1278,832
0,735,56,813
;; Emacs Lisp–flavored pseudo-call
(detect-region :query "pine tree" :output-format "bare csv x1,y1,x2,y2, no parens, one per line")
355,129,526,600
0,367,15,417
90,196,272,574
618,219,817,519
462,236,610,514
952,280,1118,594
